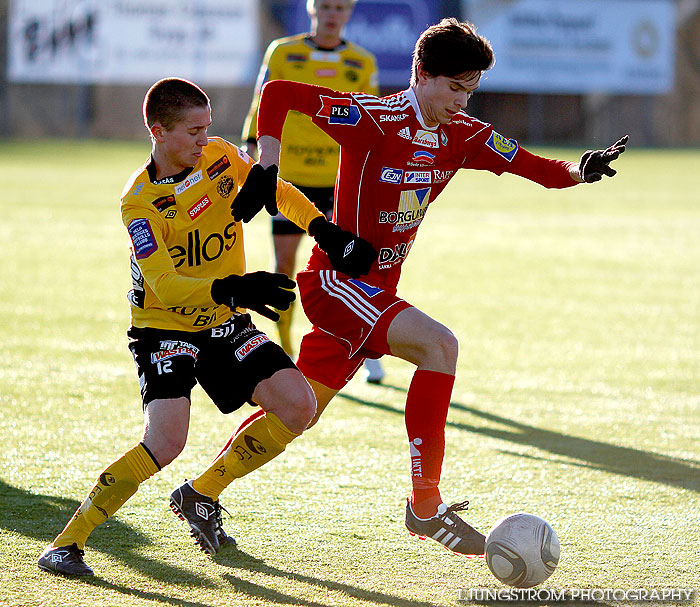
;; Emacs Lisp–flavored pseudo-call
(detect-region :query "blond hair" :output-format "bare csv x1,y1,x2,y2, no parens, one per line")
306,0,357,14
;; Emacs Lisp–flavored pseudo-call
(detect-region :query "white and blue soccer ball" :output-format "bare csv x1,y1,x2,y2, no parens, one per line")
485,513,560,588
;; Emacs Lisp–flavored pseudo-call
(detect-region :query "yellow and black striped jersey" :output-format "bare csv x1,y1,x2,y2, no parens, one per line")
121,136,323,331
242,34,378,187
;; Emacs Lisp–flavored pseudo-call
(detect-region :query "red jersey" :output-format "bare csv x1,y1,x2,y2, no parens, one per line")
258,80,579,292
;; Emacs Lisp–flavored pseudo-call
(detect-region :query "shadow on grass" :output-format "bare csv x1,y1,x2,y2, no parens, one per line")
336,391,700,494
215,546,442,607
1,479,216,592
1,480,441,607
83,577,221,607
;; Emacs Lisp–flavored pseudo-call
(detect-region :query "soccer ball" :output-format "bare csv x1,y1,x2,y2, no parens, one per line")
485,513,560,588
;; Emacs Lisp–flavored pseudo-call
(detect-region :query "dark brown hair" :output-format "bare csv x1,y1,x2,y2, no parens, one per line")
143,78,210,130
411,18,494,85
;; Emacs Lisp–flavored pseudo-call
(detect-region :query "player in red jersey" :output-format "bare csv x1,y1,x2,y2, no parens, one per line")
223,18,627,555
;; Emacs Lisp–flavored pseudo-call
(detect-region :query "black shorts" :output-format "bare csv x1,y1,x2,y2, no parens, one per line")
128,314,296,414
272,185,334,235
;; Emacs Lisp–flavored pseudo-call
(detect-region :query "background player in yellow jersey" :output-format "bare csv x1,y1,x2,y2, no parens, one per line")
37,77,376,576
241,0,386,383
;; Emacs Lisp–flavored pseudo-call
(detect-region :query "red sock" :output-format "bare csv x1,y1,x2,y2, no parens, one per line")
405,369,455,517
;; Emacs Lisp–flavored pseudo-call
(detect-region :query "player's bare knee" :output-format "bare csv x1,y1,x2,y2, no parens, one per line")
268,382,316,433
435,326,459,364
421,325,458,370
147,436,186,467
289,386,317,431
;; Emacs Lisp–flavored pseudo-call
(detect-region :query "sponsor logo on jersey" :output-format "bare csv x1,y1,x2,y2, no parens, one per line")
286,53,307,62
170,221,236,268
379,113,409,122
378,187,430,232
128,218,158,259
130,183,144,196
235,334,270,361
433,169,455,183
174,170,203,195
188,194,213,219
486,131,519,162
317,96,361,126
206,155,231,180
404,171,431,184
128,255,145,308
398,126,412,140
152,194,176,212
165,306,219,326
217,175,234,198
153,175,176,185
408,150,435,166
380,167,403,184
315,68,337,78
311,51,340,62
348,279,383,297
412,129,439,148
344,58,363,69
378,235,416,269
152,341,199,363
237,147,251,163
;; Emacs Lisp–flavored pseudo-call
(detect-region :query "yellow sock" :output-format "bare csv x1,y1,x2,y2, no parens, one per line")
54,443,160,549
192,411,298,500
276,302,295,355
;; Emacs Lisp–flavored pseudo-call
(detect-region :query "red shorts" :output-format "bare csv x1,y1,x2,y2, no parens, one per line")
296,269,411,389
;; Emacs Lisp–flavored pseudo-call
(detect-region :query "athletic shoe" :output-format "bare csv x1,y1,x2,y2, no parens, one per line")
405,499,485,555
169,482,234,555
363,358,385,384
216,515,237,549
37,543,94,576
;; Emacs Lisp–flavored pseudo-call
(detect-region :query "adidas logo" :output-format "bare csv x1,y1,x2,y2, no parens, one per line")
398,127,411,140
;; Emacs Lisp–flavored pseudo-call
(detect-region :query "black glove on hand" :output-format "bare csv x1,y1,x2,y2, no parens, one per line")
211,271,295,322
231,164,279,223
308,216,378,278
579,134,629,183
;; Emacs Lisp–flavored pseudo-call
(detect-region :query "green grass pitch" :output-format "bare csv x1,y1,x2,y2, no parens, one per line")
0,139,699,607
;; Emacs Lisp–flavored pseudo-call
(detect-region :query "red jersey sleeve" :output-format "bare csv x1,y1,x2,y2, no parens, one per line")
257,79,381,151
462,127,579,189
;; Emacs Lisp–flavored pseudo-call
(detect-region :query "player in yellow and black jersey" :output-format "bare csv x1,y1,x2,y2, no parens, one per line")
241,0,385,382
242,2,378,188
38,77,377,576
121,135,323,332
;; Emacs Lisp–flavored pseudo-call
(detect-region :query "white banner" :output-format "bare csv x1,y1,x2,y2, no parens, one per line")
7,0,259,85
462,0,676,94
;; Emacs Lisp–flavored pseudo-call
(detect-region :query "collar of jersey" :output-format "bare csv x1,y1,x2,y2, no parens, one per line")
404,87,437,132
303,35,348,52
146,156,195,185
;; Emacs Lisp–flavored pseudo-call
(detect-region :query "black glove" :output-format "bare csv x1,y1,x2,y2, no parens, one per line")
308,216,378,278
211,271,295,322
579,135,628,183
231,164,278,223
